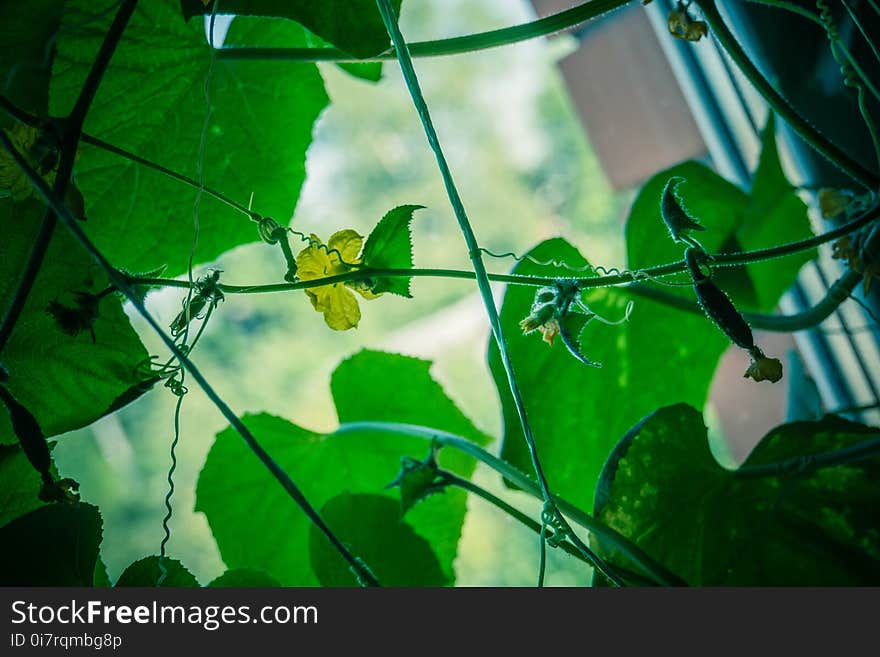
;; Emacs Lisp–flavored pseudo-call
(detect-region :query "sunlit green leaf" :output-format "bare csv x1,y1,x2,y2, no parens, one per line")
0,503,102,585
50,2,329,275
362,204,423,297
593,404,880,585
309,493,448,586
197,350,490,585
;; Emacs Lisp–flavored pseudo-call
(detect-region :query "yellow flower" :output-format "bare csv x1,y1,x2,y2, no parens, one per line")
295,230,380,330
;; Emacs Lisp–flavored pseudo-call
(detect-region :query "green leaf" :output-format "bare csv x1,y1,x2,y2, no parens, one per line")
0,198,151,444
361,205,424,297
304,31,383,83
197,349,490,585
0,443,46,526
489,238,728,511
489,152,814,509
93,559,111,587
335,62,384,83
627,160,755,305
115,556,199,587
208,568,280,587
739,115,815,309
387,445,442,515
0,503,102,585
49,3,329,275
0,0,64,113
632,149,812,313
180,0,402,58
593,404,880,585
309,493,449,586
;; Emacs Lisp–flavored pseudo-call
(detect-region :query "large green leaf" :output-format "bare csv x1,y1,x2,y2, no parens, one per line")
309,493,448,586
0,0,64,113
489,144,813,509
593,404,880,585
0,198,150,444
196,350,490,585
180,0,402,58
50,2,329,275
489,238,728,511
0,503,102,585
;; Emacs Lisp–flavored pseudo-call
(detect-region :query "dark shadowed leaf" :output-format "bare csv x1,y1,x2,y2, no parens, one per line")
0,503,102,585
309,493,448,586
0,0,64,113
0,198,150,444
593,404,880,585
0,443,47,526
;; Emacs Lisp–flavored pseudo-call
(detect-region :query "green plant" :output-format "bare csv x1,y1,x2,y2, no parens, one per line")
1,0,878,587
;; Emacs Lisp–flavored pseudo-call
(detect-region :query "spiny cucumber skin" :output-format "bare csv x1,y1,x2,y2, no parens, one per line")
685,248,755,350
694,279,755,350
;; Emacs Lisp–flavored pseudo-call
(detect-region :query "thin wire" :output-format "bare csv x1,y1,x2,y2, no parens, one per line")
537,522,548,588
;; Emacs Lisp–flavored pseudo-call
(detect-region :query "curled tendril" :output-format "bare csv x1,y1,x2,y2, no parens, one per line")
541,503,569,549
169,270,224,337
164,376,188,397
520,280,633,366
477,248,692,287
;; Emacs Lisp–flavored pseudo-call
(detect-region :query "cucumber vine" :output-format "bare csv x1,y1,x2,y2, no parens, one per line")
1,0,879,588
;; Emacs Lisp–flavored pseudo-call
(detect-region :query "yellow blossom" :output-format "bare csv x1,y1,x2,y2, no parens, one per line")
295,230,381,330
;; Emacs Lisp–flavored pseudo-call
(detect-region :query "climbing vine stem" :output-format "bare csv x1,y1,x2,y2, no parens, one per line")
335,421,686,586
376,0,618,583
217,0,633,62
